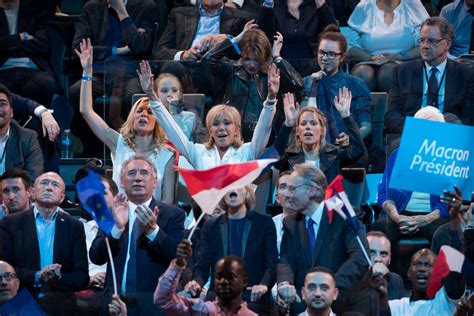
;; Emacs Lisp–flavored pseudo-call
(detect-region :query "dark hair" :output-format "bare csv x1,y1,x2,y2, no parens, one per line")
216,255,248,278
317,24,348,55
240,28,273,73
367,231,390,240
421,17,454,42
411,248,437,265
0,168,31,190
443,112,462,124
0,83,12,107
306,266,336,283
277,170,292,187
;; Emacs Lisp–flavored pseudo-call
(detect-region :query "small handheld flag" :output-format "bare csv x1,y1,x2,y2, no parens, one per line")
427,245,465,298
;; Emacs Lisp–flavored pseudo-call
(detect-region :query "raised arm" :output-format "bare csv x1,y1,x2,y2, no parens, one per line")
250,63,279,158
138,60,198,167
75,38,119,151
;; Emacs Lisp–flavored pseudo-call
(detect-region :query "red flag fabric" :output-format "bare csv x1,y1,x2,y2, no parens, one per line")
177,159,276,215
427,245,465,298
324,175,357,225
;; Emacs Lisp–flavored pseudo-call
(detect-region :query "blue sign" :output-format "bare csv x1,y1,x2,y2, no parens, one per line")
390,117,474,200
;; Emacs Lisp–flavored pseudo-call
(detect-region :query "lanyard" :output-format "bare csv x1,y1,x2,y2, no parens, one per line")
423,65,446,100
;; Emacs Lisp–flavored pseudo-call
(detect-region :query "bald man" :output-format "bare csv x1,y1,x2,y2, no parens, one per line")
0,172,89,314
0,261,19,305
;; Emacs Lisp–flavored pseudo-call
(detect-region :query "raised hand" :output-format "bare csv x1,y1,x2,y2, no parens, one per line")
137,60,158,101
235,20,258,43
175,239,193,267
272,32,283,58
267,63,280,100
111,193,129,230
283,92,299,127
74,38,93,73
334,86,352,118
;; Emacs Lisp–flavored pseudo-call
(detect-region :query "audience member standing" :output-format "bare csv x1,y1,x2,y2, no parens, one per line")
0,172,89,314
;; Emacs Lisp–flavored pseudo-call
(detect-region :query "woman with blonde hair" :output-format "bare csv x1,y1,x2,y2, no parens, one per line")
76,39,176,203
137,60,281,170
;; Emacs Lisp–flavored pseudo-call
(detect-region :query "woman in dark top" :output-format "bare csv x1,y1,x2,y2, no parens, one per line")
257,0,336,76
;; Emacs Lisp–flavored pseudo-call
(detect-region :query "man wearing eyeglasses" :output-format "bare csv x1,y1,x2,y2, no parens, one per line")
276,163,369,314
386,16,474,134
0,261,19,305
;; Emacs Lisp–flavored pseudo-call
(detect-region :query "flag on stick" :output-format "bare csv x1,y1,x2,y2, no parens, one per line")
177,159,276,239
427,245,465,298
324,175,371,266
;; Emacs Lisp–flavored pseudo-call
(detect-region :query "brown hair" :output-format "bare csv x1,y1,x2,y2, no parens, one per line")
421,17,454,43
204,104,243,149
120,97,166,150
295,107,327,153
153,73,184,107
240,28,273,73
219,185,255,211
317,24,348,58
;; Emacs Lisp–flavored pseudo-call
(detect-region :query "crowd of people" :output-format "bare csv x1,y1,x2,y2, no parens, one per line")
0,0,474,315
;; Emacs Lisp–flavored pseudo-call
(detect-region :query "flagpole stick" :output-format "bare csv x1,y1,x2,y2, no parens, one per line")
356,236,373,267
187,212,205,241
105,237,118,296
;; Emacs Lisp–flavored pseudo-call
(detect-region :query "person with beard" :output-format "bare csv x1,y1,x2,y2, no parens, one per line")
182,186,277,313
440,0,474,57
299,266,339,316
154,240,256,315
0,168,31,215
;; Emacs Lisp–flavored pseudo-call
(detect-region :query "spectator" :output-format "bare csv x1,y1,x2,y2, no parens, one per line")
301,25,372,141
153,72,206,142
174,0,261,17
372,106,450,244
347,0,429,92
0,172,90,314
139,59,280,170
0,0,62,107
385,17,474,134
276,163,369,314
387,249,464,315
299,266,339,316
89,155,185,316
187,186,278,313
273,92,367,183
0,168,31,215
70,0,158,130
257,0,337,76
366,231,405,299
0,261,19,305
77,39,176,203
440,0,474,57
0,84,43,180
154,239,257,315
109,294,128,316
273,171,298,253
205,22,303,141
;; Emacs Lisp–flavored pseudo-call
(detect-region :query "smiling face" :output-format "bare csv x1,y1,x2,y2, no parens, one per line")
296,110,325,151
155,76,183,108
0,93,13,131
317,39,343,76
302,271,338,312
132,101,156,136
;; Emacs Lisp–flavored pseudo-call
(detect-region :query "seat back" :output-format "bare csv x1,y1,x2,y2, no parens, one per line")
370,92,388,152
341,167,366,208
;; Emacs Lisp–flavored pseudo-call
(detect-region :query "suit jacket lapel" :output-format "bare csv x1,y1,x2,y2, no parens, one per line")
298,217,313,267
4,123,18,171
413,60,424,107
444,59,454,109
0,9,8,37
312,209,330,265
241,212,254,258
53,211,65,263
220,215,228,256
25,209,41,269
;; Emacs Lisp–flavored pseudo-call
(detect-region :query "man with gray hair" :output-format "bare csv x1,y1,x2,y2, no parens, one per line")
90,154,185,315
386,16,474,134
276,163,369,314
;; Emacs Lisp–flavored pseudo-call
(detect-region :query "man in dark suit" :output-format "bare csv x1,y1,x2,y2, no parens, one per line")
0,0,62,107
0,172,90,314
154,0,252,61
386,17,474,134
187,186,278,313
90,154,185,316
0,84,43,180
277,163,368,314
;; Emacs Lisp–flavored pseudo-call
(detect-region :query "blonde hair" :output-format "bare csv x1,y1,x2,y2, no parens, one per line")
153,73,184,107
204,104,243,149
219,185,256,211
295,107,327,152
414,106,445,122
120,97,166,150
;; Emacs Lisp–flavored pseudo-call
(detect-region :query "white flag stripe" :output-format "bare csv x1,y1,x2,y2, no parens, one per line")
440,245,465,272
326,196,347,220
338,191,357,217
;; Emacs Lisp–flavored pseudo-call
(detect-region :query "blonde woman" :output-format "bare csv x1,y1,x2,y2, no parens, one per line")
76,39,176,203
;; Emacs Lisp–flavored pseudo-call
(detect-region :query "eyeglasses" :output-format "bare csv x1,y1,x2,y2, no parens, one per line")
285,183,311,193
317,49,343,60
418,38,448,46
0,272,17,282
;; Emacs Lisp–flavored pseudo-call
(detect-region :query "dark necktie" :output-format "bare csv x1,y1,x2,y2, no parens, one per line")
125,213,142,293
469,9,474,53
426,68,439,108
307,218,316,259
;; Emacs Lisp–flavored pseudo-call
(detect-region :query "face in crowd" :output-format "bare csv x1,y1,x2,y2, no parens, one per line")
121,158,157,204
214,257,248,303
1,177,30,214
0,261,19,305
367,235,392,267
301,270,339,312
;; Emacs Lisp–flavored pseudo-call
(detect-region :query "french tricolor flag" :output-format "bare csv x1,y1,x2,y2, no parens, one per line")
324,175,359,232
427,245,465,298
177,159,277,215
